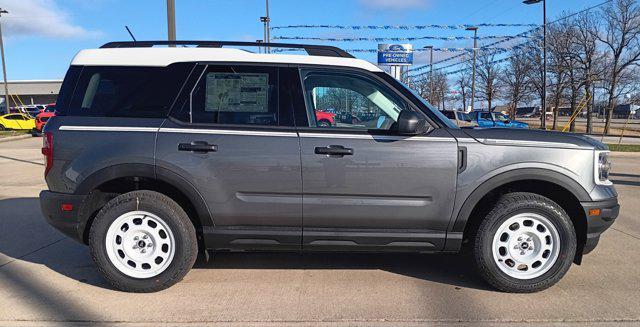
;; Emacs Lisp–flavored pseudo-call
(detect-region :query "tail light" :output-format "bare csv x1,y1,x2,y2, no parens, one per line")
42,132,53,177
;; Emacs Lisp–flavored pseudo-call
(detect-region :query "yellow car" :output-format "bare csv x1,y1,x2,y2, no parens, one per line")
0,113,36,131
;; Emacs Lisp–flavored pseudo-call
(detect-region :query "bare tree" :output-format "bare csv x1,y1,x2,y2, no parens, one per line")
526,30,547,126
572,11,605,134
429,71,449,110
547,23,571,130
596,0,640,134
473,52,500,110
454,70,472,111
410,77,431,100
500,47,532,119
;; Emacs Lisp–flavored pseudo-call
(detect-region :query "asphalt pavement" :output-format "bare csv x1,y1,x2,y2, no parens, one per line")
0,137,639,326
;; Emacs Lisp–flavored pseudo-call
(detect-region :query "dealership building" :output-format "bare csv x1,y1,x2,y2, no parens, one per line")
0,80,63,108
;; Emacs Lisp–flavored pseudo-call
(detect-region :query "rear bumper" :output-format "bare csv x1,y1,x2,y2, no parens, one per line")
580,197,619,254
40,190,88,243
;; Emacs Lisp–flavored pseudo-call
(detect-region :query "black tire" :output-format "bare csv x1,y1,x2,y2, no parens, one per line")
318,119,331,127
0,124,5,131
473,192,577,293
89,190,198,293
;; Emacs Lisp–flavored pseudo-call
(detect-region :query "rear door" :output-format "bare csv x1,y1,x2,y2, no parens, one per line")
156,64,302,251
292,67,458,251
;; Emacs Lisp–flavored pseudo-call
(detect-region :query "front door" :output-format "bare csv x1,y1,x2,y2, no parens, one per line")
294,68,458,251
156,64,302,250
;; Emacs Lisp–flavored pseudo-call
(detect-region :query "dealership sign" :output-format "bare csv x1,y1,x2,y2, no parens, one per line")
377,44,413,66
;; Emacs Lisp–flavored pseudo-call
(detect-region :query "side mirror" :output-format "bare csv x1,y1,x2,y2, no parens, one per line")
397,109,426,135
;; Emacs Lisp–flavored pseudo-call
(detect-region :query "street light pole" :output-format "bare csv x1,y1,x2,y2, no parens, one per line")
524,0,546,129
0,9,9,114
466,26,478,112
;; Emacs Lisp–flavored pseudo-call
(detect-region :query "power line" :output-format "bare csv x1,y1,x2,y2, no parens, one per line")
408,0,613,75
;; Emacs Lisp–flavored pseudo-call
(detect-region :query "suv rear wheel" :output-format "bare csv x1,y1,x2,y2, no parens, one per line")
473,192,577,293
89,190,197,292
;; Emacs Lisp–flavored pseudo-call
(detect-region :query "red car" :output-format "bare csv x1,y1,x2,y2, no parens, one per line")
315,110,336,127
35,103,56,133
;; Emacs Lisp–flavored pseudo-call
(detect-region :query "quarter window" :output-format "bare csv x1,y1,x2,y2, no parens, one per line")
66,64,193,118
302,71,406,130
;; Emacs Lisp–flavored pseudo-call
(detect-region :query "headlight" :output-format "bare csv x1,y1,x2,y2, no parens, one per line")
594,150,612,185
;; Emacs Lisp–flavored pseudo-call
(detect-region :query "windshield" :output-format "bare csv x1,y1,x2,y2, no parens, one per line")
493,113,510,123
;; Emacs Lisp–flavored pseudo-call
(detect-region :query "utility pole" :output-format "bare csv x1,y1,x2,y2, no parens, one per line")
0,8,9,114
423,46,434,103
166,0,176,46
260,0,271,53
466,26,478,112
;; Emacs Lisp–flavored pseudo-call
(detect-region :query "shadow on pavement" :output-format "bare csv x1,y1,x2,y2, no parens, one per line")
0,197,104,322
0,154,44,166
0,197,491,294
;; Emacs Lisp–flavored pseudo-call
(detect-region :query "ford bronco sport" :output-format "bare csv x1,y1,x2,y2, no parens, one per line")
40,41,619,293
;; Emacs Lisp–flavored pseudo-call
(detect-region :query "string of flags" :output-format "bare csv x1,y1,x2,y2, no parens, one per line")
272,35,531,42
272,46,534,54
270,23,539,30
406,27,542,74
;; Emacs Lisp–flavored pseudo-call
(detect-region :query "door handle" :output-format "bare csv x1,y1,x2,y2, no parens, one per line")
314,145,354,157
178,141,218,153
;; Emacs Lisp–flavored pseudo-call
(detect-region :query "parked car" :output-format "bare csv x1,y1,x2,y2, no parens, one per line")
315,110,336,127
0,113,36,130
472,111,529,129
441,110,478,128
34,103,56,134
40,41,618,293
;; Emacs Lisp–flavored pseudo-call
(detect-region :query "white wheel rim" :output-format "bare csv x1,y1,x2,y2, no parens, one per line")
105,211,176,279
491,212,561,280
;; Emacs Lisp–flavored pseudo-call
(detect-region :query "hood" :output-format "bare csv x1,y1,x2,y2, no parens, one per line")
462,128,607,150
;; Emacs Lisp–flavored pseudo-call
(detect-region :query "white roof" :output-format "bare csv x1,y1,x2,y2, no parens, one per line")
71,47,382,72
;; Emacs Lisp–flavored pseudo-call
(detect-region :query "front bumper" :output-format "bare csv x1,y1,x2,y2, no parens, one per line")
580,197,619,254
40,190,88,243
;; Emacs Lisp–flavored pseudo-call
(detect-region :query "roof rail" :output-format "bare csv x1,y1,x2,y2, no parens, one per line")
99,40,354,58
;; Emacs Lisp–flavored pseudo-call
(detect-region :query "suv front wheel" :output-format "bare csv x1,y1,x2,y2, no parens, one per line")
473,192,577,293
89,190,198,292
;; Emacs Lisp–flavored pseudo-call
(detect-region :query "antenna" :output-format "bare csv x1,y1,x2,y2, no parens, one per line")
125,26,137,42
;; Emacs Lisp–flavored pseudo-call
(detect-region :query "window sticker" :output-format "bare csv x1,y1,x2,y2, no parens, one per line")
205,73,269,112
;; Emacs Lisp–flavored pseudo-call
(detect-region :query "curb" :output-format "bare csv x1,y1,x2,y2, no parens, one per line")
0,134,33,143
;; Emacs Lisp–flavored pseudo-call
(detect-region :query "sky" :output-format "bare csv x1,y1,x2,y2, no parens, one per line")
0,0,610,80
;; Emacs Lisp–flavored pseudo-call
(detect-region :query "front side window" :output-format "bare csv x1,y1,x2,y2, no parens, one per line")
302,71,406,130
186,65,278,126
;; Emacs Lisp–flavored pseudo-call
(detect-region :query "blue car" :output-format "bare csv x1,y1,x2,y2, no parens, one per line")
472,111,529,129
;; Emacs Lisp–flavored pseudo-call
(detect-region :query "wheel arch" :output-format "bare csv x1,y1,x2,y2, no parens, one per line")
75,163,213,244
451,168,590,263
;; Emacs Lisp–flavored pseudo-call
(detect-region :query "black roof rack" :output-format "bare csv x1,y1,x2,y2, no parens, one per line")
99,40,354,58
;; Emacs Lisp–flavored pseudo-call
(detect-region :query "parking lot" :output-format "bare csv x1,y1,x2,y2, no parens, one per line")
0,137,639,326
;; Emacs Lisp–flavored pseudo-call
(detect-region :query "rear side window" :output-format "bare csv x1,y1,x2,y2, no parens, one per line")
176,65,279,126
64,63,193,118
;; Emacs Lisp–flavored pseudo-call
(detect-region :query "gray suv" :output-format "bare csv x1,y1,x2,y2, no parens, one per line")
40,41,619,293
